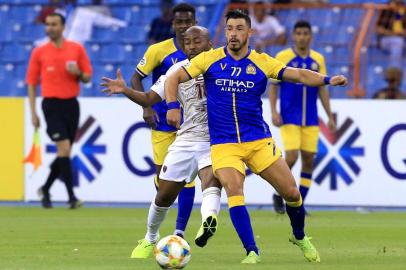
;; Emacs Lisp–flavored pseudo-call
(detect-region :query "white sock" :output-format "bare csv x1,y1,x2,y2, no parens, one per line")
145,201,169,243
201,187,221,221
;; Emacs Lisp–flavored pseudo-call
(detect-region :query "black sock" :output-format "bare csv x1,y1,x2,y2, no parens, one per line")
42,158,60,194
58,157,76,202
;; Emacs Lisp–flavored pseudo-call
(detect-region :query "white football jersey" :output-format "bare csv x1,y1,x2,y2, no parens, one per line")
150,59,209,142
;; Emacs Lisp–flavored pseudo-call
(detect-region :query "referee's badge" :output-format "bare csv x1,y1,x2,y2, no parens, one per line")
246,64,256,75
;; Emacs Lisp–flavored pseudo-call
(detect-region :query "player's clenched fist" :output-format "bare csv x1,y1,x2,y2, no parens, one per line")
330,75,347,86
167,108,181,129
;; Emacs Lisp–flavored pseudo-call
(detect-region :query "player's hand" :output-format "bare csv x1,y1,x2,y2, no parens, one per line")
143,107,158,129
330,75,348,86
272,112,283,127
327,117,336,132
31,113,40,128
101,69,127,96
167,109,181,129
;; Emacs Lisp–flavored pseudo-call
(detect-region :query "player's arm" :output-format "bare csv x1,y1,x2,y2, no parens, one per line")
318,86,336,132
132,47,160,128
269,83,282,127
164,67,191,129
282,67,347,87
101,69,162,107
26,48,40,128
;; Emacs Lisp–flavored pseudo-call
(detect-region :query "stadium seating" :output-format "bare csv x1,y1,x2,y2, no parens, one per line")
0,0,404,98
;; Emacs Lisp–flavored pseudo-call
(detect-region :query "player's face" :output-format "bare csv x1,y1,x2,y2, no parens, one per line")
293,27,312,50
184,33,210,59
173,12,196,39
45,16,64,40
225,18,251,52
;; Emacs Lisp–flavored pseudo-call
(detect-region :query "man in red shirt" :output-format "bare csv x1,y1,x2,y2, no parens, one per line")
26,13,92,209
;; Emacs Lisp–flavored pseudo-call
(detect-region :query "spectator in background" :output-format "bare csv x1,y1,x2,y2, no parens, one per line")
376,0,406,68
35,0,127,46
250,1,287,53
35,0,65,24
26,13,92,209
148,0,174,44
373,67,405,99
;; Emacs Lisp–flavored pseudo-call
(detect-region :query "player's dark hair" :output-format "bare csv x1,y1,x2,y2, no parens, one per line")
293,20,312,31
225,9,251,28
172,3,196,17
46,12,66,25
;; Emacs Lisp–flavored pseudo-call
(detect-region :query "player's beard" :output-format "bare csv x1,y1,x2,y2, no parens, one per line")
228,37,248,52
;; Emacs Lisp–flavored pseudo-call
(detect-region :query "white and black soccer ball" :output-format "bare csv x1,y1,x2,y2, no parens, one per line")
154,235,191,269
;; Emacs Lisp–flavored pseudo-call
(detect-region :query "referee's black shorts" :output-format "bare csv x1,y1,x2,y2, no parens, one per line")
42,98,80,144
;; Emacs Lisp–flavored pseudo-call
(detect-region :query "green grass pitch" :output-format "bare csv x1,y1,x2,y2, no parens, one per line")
1,206,405,270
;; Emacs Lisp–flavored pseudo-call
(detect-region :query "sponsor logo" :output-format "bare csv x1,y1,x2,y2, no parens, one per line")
220,63,227,70
381,123,406,180
46,116,106,186
215,78,255,93
314,114,365,190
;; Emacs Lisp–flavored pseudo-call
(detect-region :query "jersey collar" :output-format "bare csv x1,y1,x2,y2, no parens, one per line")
224,46,252,61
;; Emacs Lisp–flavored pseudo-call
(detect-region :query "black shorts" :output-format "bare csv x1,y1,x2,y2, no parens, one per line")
42,98,80,143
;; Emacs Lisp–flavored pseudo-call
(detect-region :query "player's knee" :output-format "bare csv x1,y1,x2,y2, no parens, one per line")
301,157,314,172
222,182,243,197
155,194,174,207
283,187,301,203
285,152,299,168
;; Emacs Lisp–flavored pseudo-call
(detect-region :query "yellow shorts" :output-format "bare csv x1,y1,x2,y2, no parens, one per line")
151,130,177,166
280,125,319,153
211,137,282,176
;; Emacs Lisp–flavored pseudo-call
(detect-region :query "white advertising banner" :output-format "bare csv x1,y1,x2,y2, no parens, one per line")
25,98,406,206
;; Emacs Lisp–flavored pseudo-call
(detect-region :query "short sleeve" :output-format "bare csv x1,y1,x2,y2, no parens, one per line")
265,54,286,80
183,51,206,79
78,45,92,75
136,45,160,77
319,55,327,75
26,47,41,86
150,75,166,100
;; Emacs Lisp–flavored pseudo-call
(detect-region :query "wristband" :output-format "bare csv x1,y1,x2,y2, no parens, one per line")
167,101,180,110
323,76,331,85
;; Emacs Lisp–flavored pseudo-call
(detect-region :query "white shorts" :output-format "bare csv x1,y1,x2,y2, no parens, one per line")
159,139,211,183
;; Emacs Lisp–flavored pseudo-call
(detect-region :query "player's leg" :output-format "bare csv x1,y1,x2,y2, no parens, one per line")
151,131,195,238
195,165,222,247
211,143,260,263
249,138,319,262
131,180,185,259
61,98,81,209
273,125,300,214
38,157,59,208
298,126,319,205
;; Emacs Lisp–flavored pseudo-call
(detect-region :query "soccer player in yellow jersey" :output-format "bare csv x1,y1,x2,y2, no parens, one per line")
270,21,336,214
165,10,347,264
130,3,196,238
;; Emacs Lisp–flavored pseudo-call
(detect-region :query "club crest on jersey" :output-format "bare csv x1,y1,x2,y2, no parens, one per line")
220,63,227,70
311,62,319,71
246,64,256,75
292,61,298,68
171,58,178,65
139,57,146,66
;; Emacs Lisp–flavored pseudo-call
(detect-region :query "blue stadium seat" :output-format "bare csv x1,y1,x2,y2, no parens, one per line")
0,43,28,63
19,24,45,42
119,26,147,43
134,44,148,61
91,27,119,43
9,6,38,25
84,42,102,63
100,44,126,63
111,6,142,25
15,64,27,80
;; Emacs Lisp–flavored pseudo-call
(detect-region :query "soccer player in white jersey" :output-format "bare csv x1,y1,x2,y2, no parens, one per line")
101,26,220,258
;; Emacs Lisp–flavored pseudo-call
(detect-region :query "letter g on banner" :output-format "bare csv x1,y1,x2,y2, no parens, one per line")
381,123,406,180
122,122,155,177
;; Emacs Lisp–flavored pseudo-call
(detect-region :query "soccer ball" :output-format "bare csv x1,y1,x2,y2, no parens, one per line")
154,235,191,269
